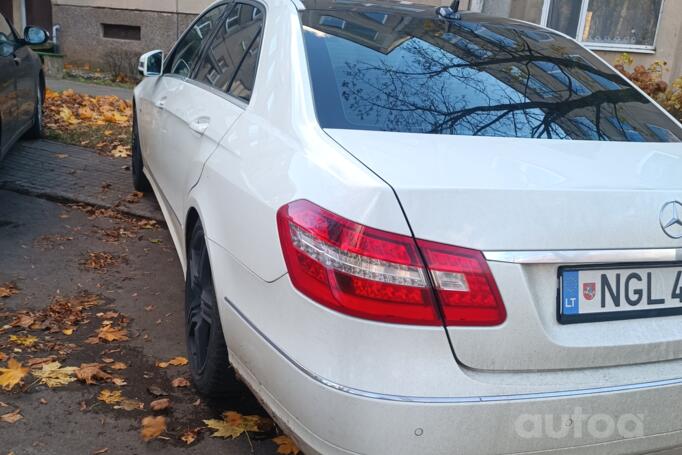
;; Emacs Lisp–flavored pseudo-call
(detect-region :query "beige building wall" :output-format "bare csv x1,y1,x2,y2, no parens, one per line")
50,0,210,69
11,0,21,28
51,0,212,14
49,0,682,82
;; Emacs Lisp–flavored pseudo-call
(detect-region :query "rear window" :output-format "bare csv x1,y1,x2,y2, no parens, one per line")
301,10,682,142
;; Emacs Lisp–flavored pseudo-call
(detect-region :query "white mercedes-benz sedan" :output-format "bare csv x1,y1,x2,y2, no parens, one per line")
133,0,682,453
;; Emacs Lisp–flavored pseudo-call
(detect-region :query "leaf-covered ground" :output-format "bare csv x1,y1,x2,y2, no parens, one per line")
42,89,133,158
0,187,298,453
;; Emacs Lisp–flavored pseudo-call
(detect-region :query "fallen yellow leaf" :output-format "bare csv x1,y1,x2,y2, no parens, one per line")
96,325,128,343
157,357,188,369
141,416,167,441
98,389,123,405
32,362,78,388
180,428,199,445
111,145,131,158
9,335,37,347
204,418,244,439
0,282,18,298
273,435,301,455
150,398,171,411
171,377,190,388
204,411,271,439
78,107,95,120
59,106,80,125
75,363,112,384
0,359,29,391
0,409,23,424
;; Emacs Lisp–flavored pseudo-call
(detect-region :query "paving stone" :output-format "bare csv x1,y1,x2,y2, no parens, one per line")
0,139,163,221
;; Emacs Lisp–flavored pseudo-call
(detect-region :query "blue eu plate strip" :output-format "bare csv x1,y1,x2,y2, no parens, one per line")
562,270,580,315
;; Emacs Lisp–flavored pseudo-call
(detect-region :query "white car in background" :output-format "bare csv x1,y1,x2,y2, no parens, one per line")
133,0,682,453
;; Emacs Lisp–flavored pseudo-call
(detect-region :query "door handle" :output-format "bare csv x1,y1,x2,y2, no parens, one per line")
13,57,20,66
189,117,211,135
155,97,167,109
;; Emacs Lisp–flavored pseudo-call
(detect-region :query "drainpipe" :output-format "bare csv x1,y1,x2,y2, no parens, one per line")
52,24,61,53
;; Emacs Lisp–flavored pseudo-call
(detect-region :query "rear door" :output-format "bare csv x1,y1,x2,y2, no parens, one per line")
0,13,18,152
139,2,228,213
155,1,264,222
12,36,37,129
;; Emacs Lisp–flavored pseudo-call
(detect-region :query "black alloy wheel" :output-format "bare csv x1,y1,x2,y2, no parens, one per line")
185,221,238,396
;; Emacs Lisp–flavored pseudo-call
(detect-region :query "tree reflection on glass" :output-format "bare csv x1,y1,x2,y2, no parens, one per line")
303,10,681,142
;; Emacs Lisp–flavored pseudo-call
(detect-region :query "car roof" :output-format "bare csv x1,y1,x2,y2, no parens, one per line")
300,0,540,27
299,0,568,61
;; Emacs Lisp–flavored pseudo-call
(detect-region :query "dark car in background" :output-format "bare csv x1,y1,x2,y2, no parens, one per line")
0,11,49,161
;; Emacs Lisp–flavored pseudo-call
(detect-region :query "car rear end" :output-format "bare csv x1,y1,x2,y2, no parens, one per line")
230,1,682,453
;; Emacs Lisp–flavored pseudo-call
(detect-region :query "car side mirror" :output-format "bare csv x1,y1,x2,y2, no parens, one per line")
23,26,49,45
0,41,13,57
138,50,164,77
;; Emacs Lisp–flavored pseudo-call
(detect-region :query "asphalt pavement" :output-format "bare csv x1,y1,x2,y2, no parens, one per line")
0,142,279,454
47,78,133,100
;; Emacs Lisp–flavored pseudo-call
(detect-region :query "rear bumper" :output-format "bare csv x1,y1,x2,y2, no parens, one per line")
206,238,682,454
225,297,682,455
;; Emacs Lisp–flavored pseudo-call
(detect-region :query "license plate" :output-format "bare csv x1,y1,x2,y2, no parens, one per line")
559,263,682,324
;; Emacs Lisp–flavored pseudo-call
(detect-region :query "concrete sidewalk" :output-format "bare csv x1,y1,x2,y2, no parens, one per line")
47,78,134,100
0,140,162,221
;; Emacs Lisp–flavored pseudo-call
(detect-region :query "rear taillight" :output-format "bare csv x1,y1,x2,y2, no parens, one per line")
418,240,506,326
277,200,506,326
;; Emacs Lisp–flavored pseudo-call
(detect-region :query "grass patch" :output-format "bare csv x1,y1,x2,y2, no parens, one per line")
43,123,131,154
63,73,137,90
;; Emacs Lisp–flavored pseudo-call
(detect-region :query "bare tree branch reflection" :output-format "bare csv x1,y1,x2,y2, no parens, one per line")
302,7,682,142
339,35,644,138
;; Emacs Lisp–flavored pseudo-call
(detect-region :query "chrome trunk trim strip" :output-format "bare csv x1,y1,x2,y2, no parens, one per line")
484,248,682,264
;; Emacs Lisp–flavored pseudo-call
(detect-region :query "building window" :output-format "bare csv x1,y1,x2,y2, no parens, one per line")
102,23,141,41
479,0,664,52
582,0,662,48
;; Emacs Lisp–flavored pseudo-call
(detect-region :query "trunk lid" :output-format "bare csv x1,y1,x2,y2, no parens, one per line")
327,128,682,371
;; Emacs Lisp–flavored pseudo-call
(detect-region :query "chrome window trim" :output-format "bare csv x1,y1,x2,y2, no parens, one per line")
484,248,682,264
188,0,266,105
224,297,682,403
163,1,232,76
184,77,248,110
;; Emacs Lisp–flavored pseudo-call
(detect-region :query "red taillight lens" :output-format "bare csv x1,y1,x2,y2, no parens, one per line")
277,200,506,326
277,200,439,325
418,240,507,326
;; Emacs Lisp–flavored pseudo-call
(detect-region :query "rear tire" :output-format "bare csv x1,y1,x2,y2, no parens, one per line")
132,109,152,192
23,78,43,139
185,220,240,396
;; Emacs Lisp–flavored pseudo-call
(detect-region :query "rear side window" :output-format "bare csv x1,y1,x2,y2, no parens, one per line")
301,11,682,142
165,4,228,77
194,2,264,101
